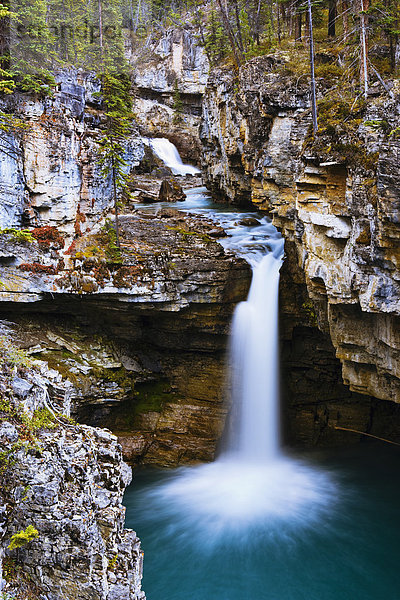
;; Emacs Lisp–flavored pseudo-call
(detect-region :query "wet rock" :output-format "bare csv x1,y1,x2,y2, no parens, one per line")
158,178,186,202
207,227,226,238
237,217,261,227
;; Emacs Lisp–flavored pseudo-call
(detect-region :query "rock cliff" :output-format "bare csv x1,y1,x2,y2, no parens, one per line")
127,27,209,162
0,69,144,236
0,207,250,466
200,57,400,429
0,333,144,599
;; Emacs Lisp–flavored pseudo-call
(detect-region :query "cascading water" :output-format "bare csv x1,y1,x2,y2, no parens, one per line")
125,175,337,534
144,137,201,176
226,251,282,461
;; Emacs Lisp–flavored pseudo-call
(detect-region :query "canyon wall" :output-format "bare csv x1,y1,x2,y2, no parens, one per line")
0,70,144,235
127,27,209,162
200,56,400,439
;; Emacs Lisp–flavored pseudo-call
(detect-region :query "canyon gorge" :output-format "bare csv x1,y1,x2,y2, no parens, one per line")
0,17,400,600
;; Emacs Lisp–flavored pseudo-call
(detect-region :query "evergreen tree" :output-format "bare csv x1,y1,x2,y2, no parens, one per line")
96,71,133,250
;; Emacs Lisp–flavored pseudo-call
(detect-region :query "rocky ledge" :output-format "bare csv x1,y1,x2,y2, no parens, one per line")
0,209,250,466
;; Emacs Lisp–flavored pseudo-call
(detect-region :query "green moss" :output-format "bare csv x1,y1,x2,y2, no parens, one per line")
167,226,197,236
91,366,136,391
108,553,118,570
106,379,178,433
0,337,32,368
304,93,379,171
363,120,390,131
389,127,400,139
132,380,174,415
28,408,58,431
302,300,318,328
314,63,343,78
8,525,39,551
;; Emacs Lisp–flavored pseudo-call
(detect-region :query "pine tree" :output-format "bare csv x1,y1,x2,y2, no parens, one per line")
96,71,133,250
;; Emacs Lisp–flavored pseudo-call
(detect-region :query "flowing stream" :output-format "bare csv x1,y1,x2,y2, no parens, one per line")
124,143,400,599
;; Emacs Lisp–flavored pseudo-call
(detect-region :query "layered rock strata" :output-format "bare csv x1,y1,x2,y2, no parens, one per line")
0,70,144,235
0,210,251,465
127,28,209,162
200,57,400,412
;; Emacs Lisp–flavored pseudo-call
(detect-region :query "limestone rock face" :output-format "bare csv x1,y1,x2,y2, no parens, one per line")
0,70,144,236
0,356,144,600
128,28,209,163
201,57,400,405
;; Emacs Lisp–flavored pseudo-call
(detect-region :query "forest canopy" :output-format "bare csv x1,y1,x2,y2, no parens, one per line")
0,0,398,95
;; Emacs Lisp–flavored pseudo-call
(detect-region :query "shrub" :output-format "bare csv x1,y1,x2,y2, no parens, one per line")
8,526,39,551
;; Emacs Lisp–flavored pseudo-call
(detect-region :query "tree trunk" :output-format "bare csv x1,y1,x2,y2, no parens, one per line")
233,0,244,53
308,0,318,133
254,0,262,44
295,11,302,41
98,0,103,53
395,37,400,72
112,166,121,249
277,1,281,44
342,0,349,41
216,0,243,67
328,0,336,37
360,0,369,97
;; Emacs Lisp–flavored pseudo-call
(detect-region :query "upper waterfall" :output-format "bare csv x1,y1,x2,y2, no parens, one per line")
144,137,200,176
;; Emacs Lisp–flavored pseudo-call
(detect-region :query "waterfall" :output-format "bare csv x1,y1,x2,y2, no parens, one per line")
226,252,282,461
133,187,336,537
144,137,200,176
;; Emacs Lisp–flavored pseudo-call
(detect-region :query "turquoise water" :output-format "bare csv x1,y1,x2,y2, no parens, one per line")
124,445,400,600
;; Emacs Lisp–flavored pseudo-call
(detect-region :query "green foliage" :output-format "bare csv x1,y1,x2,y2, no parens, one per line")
302,300,318,327
172,79,183,123
8,525,39,551
99,219,122,263
389,126,400,139
363,119,390,131
108,553,118,569
28,408,58,431
0,228,35,243
96,70,133,248
0,336,32,368
203,8,229,65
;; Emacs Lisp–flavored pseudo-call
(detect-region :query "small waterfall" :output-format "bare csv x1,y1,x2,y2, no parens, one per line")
226,251,282,461
144,137,200,176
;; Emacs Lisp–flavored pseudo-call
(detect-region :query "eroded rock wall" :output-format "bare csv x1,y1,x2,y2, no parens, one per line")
0,348,144,599
200,57,400,409
127,28,209,162
0,210,251,466
0,70,144,235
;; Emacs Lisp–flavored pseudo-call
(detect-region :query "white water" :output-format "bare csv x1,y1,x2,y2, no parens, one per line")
227,252,282,460
134,150,338,541
144,137,201,176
